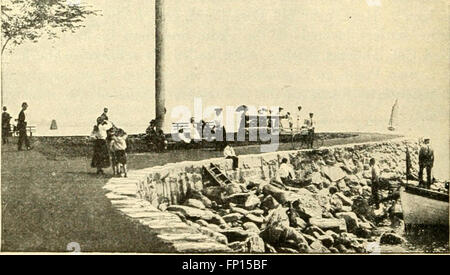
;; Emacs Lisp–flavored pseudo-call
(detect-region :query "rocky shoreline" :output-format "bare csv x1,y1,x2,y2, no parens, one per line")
105,138,449,253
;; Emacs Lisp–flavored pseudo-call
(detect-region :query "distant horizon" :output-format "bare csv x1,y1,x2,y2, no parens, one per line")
2,0,448,178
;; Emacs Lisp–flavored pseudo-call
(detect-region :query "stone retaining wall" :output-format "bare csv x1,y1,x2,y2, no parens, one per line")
137,138,418,207
103,138,420,253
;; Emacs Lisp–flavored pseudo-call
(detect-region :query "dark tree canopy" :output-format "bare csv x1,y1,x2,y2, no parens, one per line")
1,0,100,54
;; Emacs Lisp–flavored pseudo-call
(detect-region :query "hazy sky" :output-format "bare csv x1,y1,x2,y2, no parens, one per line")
2,0,448,135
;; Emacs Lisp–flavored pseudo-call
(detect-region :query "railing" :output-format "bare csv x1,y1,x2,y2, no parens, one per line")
9,125,36,137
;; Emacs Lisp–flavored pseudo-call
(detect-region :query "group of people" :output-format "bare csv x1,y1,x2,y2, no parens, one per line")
173,109,228,151
279,106,315,148
2,102,32,151
275,137,436,210
90,108,128,177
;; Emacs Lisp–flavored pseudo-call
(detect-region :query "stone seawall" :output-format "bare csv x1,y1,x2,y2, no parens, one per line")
33,132,360,156
104,138,420,253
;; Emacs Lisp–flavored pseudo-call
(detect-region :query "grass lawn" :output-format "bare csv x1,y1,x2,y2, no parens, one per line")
1,132,398,252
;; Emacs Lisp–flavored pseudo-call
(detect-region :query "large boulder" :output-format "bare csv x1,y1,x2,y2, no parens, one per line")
245,213,264,225
260,195,280,210
245,235,265,253
184,199,206,210
202,186,225,203
380,232,406,245
243,222,260,234
335,212,359,232
335,192,353,206
229,204,250,216
291,189,323,219
225,183,245,195
322,165,347,182
244,194,261,210
220,228,256,243
309,218,347,232
225,193,252,205
167,205,215,221
222,213,244,223
262,184,290,204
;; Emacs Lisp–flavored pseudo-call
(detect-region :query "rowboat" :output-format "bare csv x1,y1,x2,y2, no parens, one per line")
400,184,449,227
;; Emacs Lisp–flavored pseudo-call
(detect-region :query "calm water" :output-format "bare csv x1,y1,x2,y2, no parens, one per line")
34,119,449,180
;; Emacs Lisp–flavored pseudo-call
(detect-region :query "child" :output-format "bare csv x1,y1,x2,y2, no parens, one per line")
111,128,128,177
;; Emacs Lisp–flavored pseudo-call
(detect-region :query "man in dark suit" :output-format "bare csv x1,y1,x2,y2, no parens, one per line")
17,102,31,151
2,106,12,144
418,137,434,188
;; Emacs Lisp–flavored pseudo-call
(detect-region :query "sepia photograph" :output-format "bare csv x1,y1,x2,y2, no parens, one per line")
1,0,449,257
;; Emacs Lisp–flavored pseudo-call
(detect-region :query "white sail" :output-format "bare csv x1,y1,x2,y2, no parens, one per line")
388,99,398,131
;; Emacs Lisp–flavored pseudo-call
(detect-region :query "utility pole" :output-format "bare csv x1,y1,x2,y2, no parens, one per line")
155,0,165,131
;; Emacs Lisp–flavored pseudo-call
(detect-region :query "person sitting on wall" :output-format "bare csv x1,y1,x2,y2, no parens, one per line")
145,119,167,152
223,143,239,170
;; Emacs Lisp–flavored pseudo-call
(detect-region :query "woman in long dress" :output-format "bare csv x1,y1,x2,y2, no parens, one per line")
91,119,113,174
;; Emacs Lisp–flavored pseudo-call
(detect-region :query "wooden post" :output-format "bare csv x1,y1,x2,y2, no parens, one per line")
155,0,166,131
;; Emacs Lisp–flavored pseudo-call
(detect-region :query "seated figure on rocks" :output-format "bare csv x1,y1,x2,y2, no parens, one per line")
276,158,297,186
259,205,310,252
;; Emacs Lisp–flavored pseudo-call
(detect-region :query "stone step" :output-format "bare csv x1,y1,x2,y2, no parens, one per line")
105,193,129,200
158,233,209,242
135,213,182,222
171,241,231,253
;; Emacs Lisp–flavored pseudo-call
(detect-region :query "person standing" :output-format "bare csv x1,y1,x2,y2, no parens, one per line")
305,112,315,148
17,102,31,151
286,112,294,133
90,119,113,175
213,108,227,151
369,158,380,209
100,107,109,122
418,137,434,188
2,106,12,144
278,107,287,130
296,106,303,130
111,128,128,177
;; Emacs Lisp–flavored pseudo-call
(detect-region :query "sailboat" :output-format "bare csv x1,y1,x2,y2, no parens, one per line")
387,99,398,131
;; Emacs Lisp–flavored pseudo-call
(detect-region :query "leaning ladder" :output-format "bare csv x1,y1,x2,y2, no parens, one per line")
203,163,233,187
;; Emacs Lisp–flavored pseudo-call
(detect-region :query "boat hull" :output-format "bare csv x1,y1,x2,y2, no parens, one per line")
400,185,449,226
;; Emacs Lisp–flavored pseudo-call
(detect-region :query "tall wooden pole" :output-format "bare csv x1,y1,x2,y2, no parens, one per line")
155,0,165,131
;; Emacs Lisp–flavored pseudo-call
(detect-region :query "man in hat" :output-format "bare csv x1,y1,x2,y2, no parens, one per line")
296,106,303,131
100,107,109,122
213,108,227,150
418,137,434,188
305,113,315,148
17,102,31,151
2,106,12,144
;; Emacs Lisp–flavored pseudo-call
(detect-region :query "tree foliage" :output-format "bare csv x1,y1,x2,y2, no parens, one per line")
1,0,100,54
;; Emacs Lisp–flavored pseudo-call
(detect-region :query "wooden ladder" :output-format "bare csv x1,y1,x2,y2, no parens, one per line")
203,163,233,187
